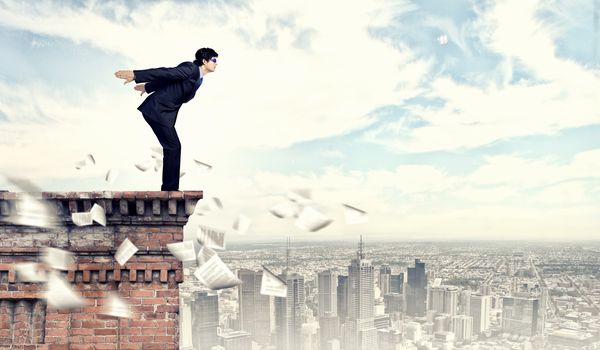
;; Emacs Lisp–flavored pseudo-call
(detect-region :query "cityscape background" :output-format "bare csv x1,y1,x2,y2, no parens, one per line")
179,239,600,349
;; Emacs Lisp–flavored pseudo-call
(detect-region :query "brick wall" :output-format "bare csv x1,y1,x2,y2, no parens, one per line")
0,191,202,350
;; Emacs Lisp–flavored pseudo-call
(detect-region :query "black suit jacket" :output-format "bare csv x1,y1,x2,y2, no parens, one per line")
133,61,202,127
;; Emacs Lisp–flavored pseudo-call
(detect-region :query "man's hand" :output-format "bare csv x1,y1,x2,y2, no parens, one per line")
114,70,135,84
134,83,146,96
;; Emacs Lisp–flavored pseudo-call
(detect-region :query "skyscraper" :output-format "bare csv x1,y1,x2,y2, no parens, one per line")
344,237,377,350
237,269,271,345
275,272,305,350
192,290,219,350
337,275,348,324
443,287,459,316
318,269,339,349
379,265,391,296
501,296,540,337
470,294,491,335
407,259,427,316
459,290,471,316
219,330,252,350
451,315,473,341
389,273,404,294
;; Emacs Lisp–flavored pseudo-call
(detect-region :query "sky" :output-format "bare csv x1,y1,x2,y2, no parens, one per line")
0,0,599,241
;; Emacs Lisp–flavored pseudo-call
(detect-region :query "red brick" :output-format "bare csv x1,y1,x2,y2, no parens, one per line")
46,328,69,337
130,290,155,298
142,298,165,305
95,328,117,335
141,327,165,335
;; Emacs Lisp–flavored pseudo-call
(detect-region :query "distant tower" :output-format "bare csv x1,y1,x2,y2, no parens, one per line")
337,275,349,324
443,287,459,316
318,269,340,350
501,296,540,337
237,269,271,345
344,236,377,350
192,290,219,350
379,265,391,296
407,259,427,316
470,294,491,334
275,238,305,350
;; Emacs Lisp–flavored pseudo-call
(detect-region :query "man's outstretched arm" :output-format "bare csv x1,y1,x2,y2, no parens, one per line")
132,62,196,84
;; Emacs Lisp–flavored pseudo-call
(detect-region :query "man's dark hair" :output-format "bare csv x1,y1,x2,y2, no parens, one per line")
194,48,218,66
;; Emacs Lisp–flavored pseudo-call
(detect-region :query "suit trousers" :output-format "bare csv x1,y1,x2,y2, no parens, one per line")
143,115,181,191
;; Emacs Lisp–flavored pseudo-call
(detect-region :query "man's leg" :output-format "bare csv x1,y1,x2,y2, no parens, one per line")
143,116,182,191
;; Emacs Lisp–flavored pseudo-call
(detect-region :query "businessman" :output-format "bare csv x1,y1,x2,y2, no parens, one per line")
114,47,218,191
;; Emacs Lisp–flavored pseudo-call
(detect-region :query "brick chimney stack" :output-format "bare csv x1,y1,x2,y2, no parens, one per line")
0,191,202,350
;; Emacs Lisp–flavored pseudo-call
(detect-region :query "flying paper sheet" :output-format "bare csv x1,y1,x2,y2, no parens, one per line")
260,266,287,298
167,241,196,262
154,158,163,173
105,169,119,184
71,212,93,226
193,159,213,171
342,203,369,225
100,293,132,318
45,272,86,309
75,154,95,169
150,146,163,156
232,214,251,235
196,225,226,250
197,246,217,266
134,159,154,172
193,255,241,290
90,203,106,226
115,238,139,266
294,206,333,232
287,189,311,205
42,247,73,271
15,262,47,282
194,197,223,215
179,171,186,178
269,201,301,219
5,177,57,228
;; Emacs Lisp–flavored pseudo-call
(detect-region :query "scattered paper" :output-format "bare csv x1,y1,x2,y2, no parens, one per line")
13,195,56,228
196,225,226,250
15,262,47,282
75,154,95,170
42,247,73,271
71,212,93,226
134,159,154,172
260,266,287,298
343,203,368,225
100,293,132,318
90,203,106,226
150,146,163,156
167,241,196,262
115,238,138,266
197,246,216,266
45,272,86,309
437,34,449,45
232,214,251,235
154,158,163,173
269,201,301,219
294,206,333,232
287,189,311,205
105,169,119,184
194,197,223,215
193,159,212,171
193,255,241,290
179,171,186,178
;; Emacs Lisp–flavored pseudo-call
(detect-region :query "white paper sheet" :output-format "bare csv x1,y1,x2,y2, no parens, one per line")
193,159,213,171
71,212,93,226
15,262,47,282
342,203,369,225
134,159,154,172
167,241,196,262
260,266,287,298
115,238,138,266
45,272,87,309
269,200,301,219
100,293,132,318
90,203,106,226
196,225,226,250
42,247,73,271
193,255,241,290
294,206,333,232
105,169,119,184
232,214,251,235
197,246,217,266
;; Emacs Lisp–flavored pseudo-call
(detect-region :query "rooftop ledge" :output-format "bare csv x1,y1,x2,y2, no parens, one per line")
0,191,203,225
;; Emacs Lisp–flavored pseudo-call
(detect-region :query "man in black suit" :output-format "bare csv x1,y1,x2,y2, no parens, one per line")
114,47,218,191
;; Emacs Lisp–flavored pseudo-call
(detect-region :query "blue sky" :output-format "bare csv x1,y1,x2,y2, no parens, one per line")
0,0,598,240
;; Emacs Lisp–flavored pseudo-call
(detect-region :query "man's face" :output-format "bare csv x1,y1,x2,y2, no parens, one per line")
203,57,218,73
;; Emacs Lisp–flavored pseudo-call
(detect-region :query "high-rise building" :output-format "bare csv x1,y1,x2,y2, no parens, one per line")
379,265,391,296
344,237,377,350
470,294,491,334
501,296,540,337
451,315,473,341
406,259,427,316
459,290,471,316
428,287,445,314
219,330,252,350
237,269,271,345
318,268,339,349
384,293,403,314
390,273,404,294
318,269,338,317
443,287,459,316
405,322,422,342
192,290,219,350
275,272,305,350
337,275,349,324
